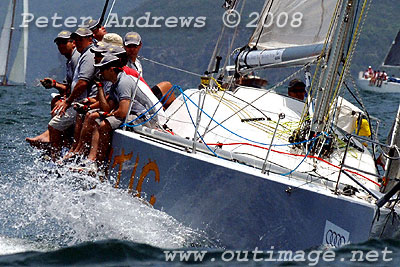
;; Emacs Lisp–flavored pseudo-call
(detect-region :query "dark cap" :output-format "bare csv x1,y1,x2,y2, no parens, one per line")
91,42,109,53
288,79,306,93
71,27,93,39
124,32,141,46
104,45,126,56
84,19,100,30
94,54,120,69
54,30,72,43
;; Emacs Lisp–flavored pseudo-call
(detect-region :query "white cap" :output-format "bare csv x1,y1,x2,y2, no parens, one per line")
102,33,123,47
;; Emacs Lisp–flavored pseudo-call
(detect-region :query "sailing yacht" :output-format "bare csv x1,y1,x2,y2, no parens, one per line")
102,0,400,250
0,0,29,86
357,30,400,93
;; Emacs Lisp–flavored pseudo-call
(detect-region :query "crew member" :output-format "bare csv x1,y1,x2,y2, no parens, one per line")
26,30,80,148
85,19,107,42
288,79,306,101
48,27,97,159
123,32,176,109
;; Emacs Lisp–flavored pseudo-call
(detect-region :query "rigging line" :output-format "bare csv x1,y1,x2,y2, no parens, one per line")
207,18,227,74
343,76,377,155
324,0,370,130
122,85,176,128
208,141,379,186
201,80,229,139
299,0,344,127
206,91,278,136
181,90,220,158
207,89,295,136
222,0,247,74
301,0,345,133
105,0,117,26
279,140,313,176
327,0,371,120
206,63,312,135
322,4,372,141
348,75,376,140
165,90,199,124
137,56,203,78
313,0,348,133
204,89,272,134
380,146,400,161
254,0,275,48
179,86,323,147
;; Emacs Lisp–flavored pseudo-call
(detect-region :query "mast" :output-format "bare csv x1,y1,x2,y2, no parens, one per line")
310,0,356,136
2,0,17,86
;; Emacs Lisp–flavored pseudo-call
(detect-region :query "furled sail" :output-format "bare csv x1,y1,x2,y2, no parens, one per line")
9,0,29,85
382,30,400,68
238,0,338,69
0,0,15,83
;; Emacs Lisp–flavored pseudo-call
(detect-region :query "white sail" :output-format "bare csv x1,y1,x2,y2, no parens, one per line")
249,0,338,50
9,0,29,85
238,0,338,69
0,0,14,82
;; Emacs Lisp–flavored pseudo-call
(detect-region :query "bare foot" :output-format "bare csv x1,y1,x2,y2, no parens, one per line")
26,137,51,149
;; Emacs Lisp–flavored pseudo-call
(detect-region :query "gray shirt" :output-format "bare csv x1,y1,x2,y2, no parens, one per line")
71,44,97,101
109,72,134,105
65,48,80,86
109,72,165,124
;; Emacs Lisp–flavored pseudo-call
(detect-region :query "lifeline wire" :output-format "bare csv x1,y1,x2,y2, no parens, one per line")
123,85,322,148
177,86,323,147
138,56,203,78
120,85,379,183
121,85,176,127
280,139,315,176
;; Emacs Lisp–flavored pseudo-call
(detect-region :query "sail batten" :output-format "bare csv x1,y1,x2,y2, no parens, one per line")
383,30,400,68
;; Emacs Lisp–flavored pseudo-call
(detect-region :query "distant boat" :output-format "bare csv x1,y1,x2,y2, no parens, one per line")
357,30,400,93
0,0,29,86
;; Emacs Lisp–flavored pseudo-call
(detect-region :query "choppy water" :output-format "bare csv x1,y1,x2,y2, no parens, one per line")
0,85,399,266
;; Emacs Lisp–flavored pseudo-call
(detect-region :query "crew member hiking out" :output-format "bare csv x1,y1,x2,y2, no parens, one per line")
48,27,97,159
26,30,80,148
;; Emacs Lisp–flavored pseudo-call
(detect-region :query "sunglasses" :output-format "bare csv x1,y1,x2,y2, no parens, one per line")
56,39,72,45
125,43,140,48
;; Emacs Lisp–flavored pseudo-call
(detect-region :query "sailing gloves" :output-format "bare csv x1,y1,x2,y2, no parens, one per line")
73,102,90,114
40,78,56,89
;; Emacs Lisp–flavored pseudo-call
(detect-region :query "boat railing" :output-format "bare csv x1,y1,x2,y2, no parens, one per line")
335,134,396,199
124,125,359,195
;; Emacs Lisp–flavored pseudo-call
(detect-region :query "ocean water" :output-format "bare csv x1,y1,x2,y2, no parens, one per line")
0,85,400,266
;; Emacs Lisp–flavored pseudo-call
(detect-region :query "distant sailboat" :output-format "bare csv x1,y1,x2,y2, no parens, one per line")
0,0,29,86
357,29,400,93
